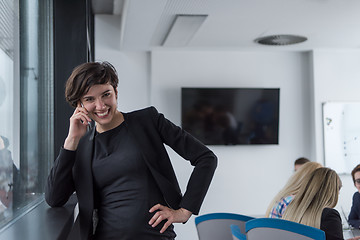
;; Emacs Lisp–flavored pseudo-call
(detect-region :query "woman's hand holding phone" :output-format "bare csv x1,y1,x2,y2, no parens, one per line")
64,102,92,151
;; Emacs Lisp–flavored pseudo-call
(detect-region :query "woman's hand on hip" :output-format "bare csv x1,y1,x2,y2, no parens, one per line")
149,204,192,233
64,102,92,151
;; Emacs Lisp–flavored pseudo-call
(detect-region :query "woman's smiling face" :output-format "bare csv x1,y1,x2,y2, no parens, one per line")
81,83,118,130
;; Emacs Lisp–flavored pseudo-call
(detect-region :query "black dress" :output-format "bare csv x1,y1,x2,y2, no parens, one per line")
92,123,176,240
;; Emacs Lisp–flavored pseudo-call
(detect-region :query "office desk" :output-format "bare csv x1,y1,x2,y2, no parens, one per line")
344,228,360,239
0,194,77,240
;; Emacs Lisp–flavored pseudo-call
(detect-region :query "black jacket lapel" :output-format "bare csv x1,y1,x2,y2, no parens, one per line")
122,112,182,210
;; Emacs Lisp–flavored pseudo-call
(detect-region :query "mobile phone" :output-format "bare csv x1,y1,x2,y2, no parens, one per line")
80,102,92,131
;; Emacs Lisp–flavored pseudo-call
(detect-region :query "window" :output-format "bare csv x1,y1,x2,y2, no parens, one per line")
0,0,53,228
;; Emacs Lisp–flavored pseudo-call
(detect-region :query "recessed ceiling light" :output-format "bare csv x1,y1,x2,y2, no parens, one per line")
254,35,307,46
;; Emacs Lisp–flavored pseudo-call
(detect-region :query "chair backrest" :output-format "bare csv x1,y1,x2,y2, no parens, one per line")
195,213,255,240
245,218,326,240
231,224,246,240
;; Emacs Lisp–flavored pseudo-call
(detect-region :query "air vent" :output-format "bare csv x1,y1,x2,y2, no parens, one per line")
254,35,307,46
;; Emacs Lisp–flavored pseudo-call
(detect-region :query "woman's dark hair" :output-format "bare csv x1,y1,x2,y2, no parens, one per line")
351,164,360,184
65,61,119,108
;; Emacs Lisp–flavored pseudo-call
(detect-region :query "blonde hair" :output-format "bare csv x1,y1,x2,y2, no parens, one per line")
282,167,341,228
265,162,322,217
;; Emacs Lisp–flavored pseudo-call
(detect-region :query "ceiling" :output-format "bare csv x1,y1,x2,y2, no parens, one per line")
92,0,360,51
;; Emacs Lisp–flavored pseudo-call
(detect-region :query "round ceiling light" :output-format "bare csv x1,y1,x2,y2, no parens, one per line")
254,34,307,46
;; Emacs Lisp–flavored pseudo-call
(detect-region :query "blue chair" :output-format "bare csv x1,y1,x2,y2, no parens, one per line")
245,218,326,240
195,213,255,240
231,224,246,240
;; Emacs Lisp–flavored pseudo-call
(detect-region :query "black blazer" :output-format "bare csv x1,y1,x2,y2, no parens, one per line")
349,192,360,229
45,106,217,239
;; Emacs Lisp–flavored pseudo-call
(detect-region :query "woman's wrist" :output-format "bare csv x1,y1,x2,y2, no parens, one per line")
179,208,192,223
63,136,80,151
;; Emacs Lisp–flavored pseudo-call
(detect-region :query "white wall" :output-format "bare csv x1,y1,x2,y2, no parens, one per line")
95,15,150,112
311,49,360,217
95,15,360,240
151,50,314,239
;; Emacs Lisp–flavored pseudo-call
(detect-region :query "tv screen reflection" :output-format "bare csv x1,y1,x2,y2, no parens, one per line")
181,88,280,145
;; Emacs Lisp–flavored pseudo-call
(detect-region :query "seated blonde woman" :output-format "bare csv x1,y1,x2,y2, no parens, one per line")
283,167,360,240
265,162,322,218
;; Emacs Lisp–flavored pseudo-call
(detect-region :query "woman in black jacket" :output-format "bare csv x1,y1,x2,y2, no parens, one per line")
45,61,217,240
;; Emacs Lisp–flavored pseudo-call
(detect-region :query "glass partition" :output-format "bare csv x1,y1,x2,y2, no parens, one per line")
0,0,53,228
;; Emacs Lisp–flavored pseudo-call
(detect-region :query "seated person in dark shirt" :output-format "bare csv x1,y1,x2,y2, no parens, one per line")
294,157,310,172
349,164,360,229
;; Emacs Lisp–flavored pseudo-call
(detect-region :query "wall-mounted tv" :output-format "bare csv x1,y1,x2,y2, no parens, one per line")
181,88,280,145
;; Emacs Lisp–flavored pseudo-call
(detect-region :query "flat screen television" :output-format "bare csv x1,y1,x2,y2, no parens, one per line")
181,88,280,145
